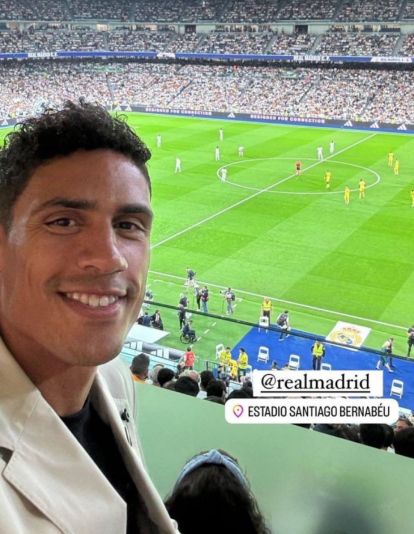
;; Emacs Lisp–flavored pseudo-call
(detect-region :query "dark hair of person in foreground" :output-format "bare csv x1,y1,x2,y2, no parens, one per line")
0,99,151,230
165,449,270,534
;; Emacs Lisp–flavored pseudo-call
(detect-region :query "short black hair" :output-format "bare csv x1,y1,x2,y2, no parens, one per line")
130,353,150,376
394,427,414,458
206,379,226,398
158,368,175,388
0,100,151,229
200,370,214,390
359,424,392,449
226,389,252,400
174,376,200,397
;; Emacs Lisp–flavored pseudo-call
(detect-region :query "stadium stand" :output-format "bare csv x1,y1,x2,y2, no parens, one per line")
336,0,403,22
0,0,410,22
0,61,412,125
276,0,340,21
314,28,400,55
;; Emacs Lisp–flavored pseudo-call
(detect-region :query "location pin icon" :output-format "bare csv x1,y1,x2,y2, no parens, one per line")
233,404,244,418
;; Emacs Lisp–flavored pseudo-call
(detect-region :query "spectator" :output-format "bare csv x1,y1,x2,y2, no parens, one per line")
394,427,414,458
158,368,176,388
149,363,164,386
130,353,150,384
206,379,227,401
227,388,253,400
165,449,271,534
150,309,164,330
359,424,394,449
197,370,215,399
174,376,200,397
395,417,413,432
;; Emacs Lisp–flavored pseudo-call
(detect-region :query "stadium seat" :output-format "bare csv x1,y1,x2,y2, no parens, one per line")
215,343,225,359
258,315,270,332
257,346,270,364
390,379,404,399
321,363,332,371
127,340,143,352
288,354,300,370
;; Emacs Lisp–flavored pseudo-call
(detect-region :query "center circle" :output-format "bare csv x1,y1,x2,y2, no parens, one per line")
217,157,381,195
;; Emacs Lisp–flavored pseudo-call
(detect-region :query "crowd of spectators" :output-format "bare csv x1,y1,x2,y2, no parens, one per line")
402,0,414,19
0,61,412,125
0,0,412,22
336,0,403,22
218,0,281,23
2,26,412,56
277,0,339,21
70,0,133,20
314,29,400,55
197,30,273,54
267,33,316,54
399,33,414,55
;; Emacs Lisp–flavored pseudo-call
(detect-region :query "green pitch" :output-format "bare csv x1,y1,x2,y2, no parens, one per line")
2,114,414,361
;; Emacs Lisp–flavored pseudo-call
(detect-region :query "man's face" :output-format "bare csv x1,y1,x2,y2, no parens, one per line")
395,420,411,432
0,149,152,372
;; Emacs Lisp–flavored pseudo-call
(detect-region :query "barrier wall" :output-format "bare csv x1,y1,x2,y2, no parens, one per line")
136,382,414,534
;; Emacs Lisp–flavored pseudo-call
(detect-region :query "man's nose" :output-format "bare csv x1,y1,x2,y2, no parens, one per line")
76,227,128,274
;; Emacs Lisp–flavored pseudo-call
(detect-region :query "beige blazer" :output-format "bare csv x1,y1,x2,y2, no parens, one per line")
0,338,177,534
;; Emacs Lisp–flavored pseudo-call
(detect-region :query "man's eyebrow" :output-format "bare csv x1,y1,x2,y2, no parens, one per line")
32,197,96,214
117,203,154,221
32,197,153,221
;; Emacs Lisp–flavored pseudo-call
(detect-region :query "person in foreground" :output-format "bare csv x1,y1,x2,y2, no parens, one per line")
165,449,270,534
0,101,177,533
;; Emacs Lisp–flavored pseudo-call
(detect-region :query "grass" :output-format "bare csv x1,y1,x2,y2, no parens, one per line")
3,114,414,364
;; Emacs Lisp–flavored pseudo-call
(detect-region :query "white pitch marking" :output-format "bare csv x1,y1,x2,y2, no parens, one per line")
220,158,381,195
152,133,376,250
204,329,210,334
148,270,407,331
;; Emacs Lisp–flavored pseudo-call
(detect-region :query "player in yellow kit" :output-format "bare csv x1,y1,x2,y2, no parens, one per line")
394,159,400,176
324,170,332,189
387,152,394,167
359,179,366,200
344,186,350,205
411,189,414,208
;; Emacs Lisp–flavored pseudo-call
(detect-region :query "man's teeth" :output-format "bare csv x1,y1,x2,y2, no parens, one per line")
65,292,119,308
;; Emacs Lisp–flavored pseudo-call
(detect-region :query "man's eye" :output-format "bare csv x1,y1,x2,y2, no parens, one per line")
115,221,144,231
46,218,76,227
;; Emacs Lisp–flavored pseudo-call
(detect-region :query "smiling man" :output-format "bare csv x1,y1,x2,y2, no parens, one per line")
0,101,177,533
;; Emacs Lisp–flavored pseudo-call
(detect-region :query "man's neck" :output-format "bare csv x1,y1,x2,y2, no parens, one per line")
3,336,96,416
34,365,97,417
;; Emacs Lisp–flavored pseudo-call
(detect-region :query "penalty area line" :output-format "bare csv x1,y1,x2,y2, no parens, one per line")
148,270,406,332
